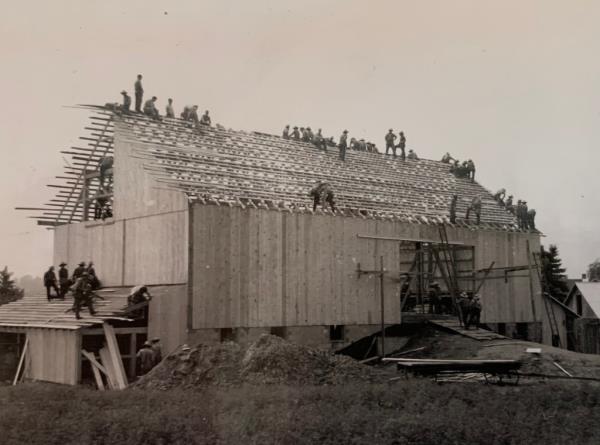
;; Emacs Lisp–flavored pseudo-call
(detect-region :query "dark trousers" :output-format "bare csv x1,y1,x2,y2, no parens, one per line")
385,143,396,156
73,294,96,319
339,144,346,161
397,145,406,160
59,281,70,298
46,284,59,300
135,93,143,112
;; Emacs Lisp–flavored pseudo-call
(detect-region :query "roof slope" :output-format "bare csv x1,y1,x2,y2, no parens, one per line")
119,111,520,231
0,290,130,330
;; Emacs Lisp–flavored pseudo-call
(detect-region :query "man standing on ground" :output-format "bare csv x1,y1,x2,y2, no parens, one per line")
43,266,60,301
134,74,143,112
385,129,397,157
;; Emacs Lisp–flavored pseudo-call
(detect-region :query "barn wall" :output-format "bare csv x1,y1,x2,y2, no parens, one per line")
190,205,543,330
53,210,188,286
24,328,81,385
148,284,188,353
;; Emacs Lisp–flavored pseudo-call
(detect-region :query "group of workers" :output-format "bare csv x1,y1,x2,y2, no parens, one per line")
492,188,536,230
420,283,482,329
282,126,420,162
136,337,162,376
115,75,212,126
458,292,482,329
310,181,336,212
442,153,476,182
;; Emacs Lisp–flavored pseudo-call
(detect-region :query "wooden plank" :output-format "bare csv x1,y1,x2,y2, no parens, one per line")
81,350,105,390
99,346,116,389
12,337,29,385
103,323,128,389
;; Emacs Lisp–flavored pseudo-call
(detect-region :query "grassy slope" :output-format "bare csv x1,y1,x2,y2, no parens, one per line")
1,381,600,445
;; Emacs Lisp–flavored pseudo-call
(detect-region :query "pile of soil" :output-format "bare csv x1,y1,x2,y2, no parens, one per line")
134,334,381,390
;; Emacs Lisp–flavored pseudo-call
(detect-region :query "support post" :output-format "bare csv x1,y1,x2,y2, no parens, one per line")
103,323,128,389
379,255,385,357
129,333,137,379
12,337,29,386
526,240,538,323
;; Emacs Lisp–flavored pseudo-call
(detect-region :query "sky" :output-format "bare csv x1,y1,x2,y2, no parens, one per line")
1,0,599,278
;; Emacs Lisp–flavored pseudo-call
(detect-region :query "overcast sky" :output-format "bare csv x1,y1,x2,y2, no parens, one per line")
1,0,599,278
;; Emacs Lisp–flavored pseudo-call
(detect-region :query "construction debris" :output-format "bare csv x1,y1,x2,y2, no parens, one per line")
134,334,383,390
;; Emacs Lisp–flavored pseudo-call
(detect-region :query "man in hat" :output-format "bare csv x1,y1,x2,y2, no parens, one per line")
305,127,314,142
71,271,97,319
339,130,348,161
465,196,482,225
466,159,476,182
165,98,175,118
505,195,514,213
407,149,419,160
181,105,200,124
143,96,160,120
282,125,290,139
43,266,60,301
200,110,211,126
397,131,407,160
72,262,86,281
441,152,454,163
313,128,326,150
521,201,529,230
134,74,144,113
120,91,131,112
136,341,155,376
87,261,100,290
449,194,458,224
58,262,70,299
151,338,163,366
291,126,300,140
385,129,397,156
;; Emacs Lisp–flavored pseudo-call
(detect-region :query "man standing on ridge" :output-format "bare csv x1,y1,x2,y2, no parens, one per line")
397,131,407,160
339,130,348,161
165,98,175,118
385,129,397,157
134,74,144,113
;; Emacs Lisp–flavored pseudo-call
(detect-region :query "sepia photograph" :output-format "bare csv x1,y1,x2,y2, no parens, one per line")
1,1,600,444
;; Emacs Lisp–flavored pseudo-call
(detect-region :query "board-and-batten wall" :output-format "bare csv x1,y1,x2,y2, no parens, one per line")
24,329,81,385
190,204,543,330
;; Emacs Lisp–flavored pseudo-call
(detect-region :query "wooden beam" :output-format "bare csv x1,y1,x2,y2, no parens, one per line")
12,337,29,385
98,346,116,389
357,234,466,245
103,323,128,389
81,350,106,390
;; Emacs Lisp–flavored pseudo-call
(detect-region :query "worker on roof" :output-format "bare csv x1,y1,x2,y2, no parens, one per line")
151,338,163,366
505,195,514,214
358,139,367,151
165,98,175,118
396,131,407,160
313,128,326,150
493,188,506,204
291,126,300,140
441,152,454,163
128,285,152,318
385,129,397,157
366,141,376,153
338,130,348,161
310,182,336,212
282,125,290,139
181,105,200,124
200,110,211,126
465,196,482,225
527,208,536,231
58,262,69,299
43,266,60,302
349,137,357,150
98,156,114,188
143,96,160,120
71,271,97,319
136,341,155,376
120,91,131,113
449,194,458,224
466,159,476,182
72,262,86,281
87,262,100,290
300,127,306,141
134,74,144,113
521,201,529,230
406,149,419,160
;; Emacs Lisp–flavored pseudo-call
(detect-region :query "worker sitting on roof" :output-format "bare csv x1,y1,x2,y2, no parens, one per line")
181,105,200,124
349,137,357,151
357,139,367,151
310,181,336,212
291,126,300,140
165,98,175,118
366,141,377,153
71,272,97,319
313,129,326,150
136,341,155,376
120,91,131,113
200,110,211,126
505,195,514,214
441,152,454,163
493,188,506,204
282,125,290,139
465,196,482,225
338,130,348,161
396,131,407,160
385,129,397,157
406,149,419,160
143,96,161,120
43,266,60,301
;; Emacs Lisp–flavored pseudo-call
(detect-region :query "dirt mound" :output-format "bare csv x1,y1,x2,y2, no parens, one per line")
134,334,380,390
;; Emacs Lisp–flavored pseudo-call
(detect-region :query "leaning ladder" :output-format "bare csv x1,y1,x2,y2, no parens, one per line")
532,251,562,347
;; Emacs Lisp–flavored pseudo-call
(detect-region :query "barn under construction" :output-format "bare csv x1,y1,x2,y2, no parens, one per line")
3,105,568,385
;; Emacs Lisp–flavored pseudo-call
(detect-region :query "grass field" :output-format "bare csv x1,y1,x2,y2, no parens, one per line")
1,380,600,445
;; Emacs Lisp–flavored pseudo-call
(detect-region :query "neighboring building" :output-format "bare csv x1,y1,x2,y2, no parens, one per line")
6,106,558,384
564,282,600,353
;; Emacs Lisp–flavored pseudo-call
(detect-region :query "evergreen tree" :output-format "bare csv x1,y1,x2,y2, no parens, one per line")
540,245,569,301
0,266,24,305
588,259,600,282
